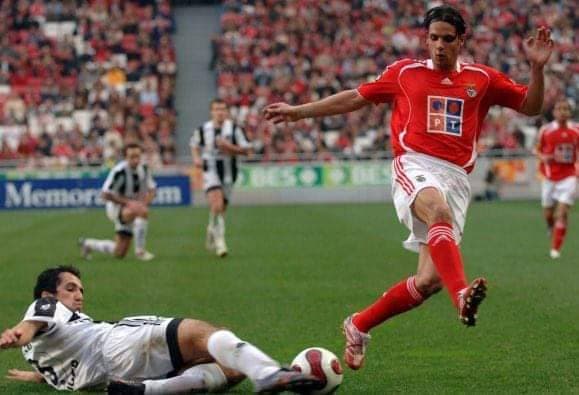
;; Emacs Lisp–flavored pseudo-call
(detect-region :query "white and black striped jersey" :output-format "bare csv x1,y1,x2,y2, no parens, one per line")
102,160,156,199
190,119,250,185
21,298,113,390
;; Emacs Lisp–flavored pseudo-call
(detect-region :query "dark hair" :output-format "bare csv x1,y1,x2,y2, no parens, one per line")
210,98,227,109
424,5,467,36
33,266,81,300
123,142,142,155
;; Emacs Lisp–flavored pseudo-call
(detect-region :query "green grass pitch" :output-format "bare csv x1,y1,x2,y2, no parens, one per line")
0,201,577,394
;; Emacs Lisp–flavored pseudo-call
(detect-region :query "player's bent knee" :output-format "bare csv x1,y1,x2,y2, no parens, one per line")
415,277,442,297
177,319,220,363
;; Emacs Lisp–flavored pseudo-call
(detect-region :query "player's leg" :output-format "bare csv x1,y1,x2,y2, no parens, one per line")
543,206,555,235
541,180,556,236
550,202,570,258
207,188,228,257
343,245,439,370
413,186,487,326
177,319,320,393
119,204,154,261
81,204,130,258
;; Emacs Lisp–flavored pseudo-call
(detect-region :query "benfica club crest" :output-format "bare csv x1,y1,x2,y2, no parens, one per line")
466,86,477,98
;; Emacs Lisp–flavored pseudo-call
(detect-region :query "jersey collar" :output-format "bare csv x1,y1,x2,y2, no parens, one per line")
426,59,461,72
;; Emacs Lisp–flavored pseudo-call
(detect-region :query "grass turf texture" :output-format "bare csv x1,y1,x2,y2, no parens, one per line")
0,202,577,394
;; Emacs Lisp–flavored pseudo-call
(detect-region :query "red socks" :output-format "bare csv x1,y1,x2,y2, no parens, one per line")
427,222,467,307
353,277,424,333
551,221,567,251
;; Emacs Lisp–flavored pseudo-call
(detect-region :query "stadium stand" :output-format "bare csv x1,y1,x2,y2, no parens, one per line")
0,0,177,168
214,0,577,161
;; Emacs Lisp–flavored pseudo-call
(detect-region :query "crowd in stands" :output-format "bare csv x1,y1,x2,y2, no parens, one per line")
215,0,577,162
0,0,177,168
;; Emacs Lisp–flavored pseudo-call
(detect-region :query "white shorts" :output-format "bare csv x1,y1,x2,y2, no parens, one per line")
391,153,471,253
204,171,233,202
106,202,133,236
102,316,184,381
541,176,576,207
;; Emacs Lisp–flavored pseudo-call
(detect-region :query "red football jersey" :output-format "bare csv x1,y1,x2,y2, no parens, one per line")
357,59,528,172
537,121,579,181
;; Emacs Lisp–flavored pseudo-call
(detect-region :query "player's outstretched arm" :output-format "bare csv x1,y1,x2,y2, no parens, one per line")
519,27,554,116
0,321,45,349
6,369,45,384
263,89,370,124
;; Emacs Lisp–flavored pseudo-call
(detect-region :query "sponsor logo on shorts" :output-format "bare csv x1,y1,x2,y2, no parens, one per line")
415,175,426,182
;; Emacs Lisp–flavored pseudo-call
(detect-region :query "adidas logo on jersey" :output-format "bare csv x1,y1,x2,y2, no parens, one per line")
441,77,453,85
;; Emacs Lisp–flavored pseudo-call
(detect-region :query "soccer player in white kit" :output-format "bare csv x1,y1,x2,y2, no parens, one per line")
191,99,252,257
0,266,320,394
264,5,553,371
80,143,156,261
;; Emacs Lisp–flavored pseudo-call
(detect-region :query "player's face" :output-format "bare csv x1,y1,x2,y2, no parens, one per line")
54,272,84,312
126,147,142,169
553,101,571,123
210,102,229,125
426,22,464,71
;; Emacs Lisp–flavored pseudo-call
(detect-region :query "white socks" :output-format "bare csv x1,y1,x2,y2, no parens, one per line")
214,214,225,239
207,330,279,382
143,363,227,394
134,217,148,253
84,239,115,255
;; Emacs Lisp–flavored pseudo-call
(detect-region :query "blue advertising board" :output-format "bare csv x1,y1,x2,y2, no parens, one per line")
0,175,191,210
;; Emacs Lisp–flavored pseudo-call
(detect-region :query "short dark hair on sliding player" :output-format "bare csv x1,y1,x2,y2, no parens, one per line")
33,266,81,300
424,5,466,36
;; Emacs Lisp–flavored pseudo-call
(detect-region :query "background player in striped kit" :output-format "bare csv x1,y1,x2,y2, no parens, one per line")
190,99,252,257
535,98,578,259
79,143,156,261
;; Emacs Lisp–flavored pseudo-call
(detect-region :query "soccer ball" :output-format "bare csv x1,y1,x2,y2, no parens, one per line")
291,347,343,394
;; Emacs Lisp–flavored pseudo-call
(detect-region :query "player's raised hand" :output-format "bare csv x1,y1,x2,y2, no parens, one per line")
263,102,301,124
523,26,554,68
0,328,22,349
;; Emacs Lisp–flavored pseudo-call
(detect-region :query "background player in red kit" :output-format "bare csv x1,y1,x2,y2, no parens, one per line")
535,99,578,259
264,5,553,370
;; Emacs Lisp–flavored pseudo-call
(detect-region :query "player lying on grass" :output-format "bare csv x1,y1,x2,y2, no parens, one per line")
0,266,320,394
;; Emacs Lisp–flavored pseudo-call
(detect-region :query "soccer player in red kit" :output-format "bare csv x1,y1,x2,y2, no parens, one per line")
535,99,578,259
264,5,554,370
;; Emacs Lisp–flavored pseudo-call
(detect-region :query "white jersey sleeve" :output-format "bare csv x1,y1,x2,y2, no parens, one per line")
234,124,251,149
21,298,112,391
23,297,75,335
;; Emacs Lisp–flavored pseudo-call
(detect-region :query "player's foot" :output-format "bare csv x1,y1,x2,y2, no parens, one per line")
342,314,371,370
135,250,155,261
205,226,216,251
458,277,487,327
215,238,228,258
78,238,92,260
549,249,561,259
107,380,145,395
253,367,321,393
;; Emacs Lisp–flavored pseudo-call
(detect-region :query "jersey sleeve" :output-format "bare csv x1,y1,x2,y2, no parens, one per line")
234,125,251,149
357,60,408,104
485,68,528,111
190,127,202,148
102,166,123,194
23,298,75,330
144,164,157,190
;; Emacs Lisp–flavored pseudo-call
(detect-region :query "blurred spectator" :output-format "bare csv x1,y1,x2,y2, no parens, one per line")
0,0,177,168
